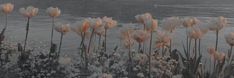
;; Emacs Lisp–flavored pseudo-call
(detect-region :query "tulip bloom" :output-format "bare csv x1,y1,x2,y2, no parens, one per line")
46,7,61,18
19,6,38,18
161,17,182,33
155,31,171,48
72,20,91,72
182,17,199,53
46,7,61,50
208,16,227,51
19,6,38,52
225,32,234,61
55,23,70,57
86,18,103,56
102,16,117,52
121,29,134,77
208,47,225,63
132,30,150,52
161,17,182,53
1,3,14,14
0,3,14,44
135,13,153,29
72,20,90,48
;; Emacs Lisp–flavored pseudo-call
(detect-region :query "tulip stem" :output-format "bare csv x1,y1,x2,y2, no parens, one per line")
189,38,192,58
194,39,197,60
104,28,107,52
57,33,64,57
230,46,233,64
50,17,55,46
169,39,172,53
215,30,219,51
49,17,55,60
4,14,8,29
87,29,95,60
98,35,101,50
23,17,30,52
128,33,132,78
198,39,201,56
148,31,153,78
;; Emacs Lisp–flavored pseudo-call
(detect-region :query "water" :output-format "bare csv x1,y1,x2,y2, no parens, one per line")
0,0,234,57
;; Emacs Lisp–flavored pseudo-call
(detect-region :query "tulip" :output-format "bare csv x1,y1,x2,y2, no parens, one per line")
155,31,171,56
121,29,134,77
161,17,181,53
148,18,158,78
135,13,152,29
1,3,14,14
46,7,61,51
72,20,92,73
182,17,199,28
0,3,14,45
94,26,105,48
55,23,70,57
132,30,150,52
19,6,38,52
19,6,38,18
208,47,226,70
208,16,227,51
225,32,234,62
46,7,61,18
102,16,117,52
188,23,208,56
136,13,158,78
86,18,103,57
161,17,182,33
182,17,199,53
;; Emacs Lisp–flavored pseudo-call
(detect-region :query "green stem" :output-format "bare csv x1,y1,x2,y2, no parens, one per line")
198,39,201,56
186,28,189,52
215,30,219,51
87,29,94,57
98,35,101,50
169,39,172,53
148,31,153,78
49,17,55,59
230,46,233,64
104,28,107,52
57,33,64,57
128,35,132,78
23,17,30,52
189,38,192,58
4,14,8,29
50,17,55,45
194,39,197,60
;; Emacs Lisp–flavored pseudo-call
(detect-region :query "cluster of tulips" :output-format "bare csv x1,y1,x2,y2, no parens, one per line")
1,2,234,78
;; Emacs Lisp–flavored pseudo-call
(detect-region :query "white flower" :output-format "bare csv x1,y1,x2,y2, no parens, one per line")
144,18,158,31
55,23,70,34
155,31,171,48
19,6,38,18
86,17,103,29
161,17,182,32
188,27,204,39
102,16,117,29
46,7,61,17
133,30,150,43
135,13,152,24
225,32,234,46
0,3,14,14
182,17,199,28
208,16,227,31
